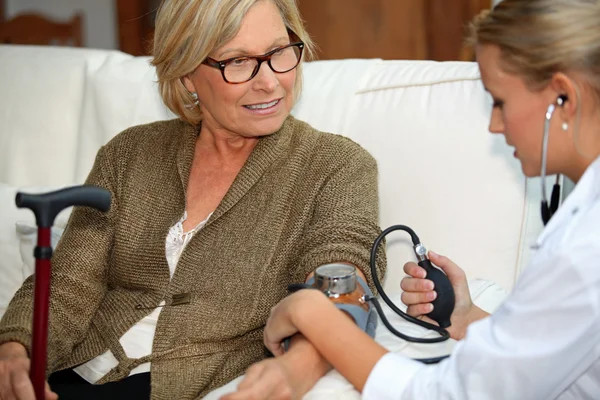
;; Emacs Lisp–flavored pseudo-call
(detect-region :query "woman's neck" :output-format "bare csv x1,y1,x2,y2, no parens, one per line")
197,123,259,160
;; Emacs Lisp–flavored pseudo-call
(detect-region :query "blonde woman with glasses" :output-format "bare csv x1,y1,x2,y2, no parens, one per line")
232,1,600,399
0,1,385,399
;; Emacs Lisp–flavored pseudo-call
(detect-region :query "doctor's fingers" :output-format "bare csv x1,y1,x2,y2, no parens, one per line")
403,262,426,279
263,333,286,357
401,289,437,307
400,275,434,293
407,304,436,319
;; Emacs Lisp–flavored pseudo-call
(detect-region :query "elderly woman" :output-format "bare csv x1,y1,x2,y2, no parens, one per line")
0,0,385,399
235,0,600,399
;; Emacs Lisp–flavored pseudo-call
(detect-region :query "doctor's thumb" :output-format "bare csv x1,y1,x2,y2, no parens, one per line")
427,250,466,284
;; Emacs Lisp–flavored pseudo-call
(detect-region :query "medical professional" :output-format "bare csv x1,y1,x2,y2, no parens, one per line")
224,0,600,399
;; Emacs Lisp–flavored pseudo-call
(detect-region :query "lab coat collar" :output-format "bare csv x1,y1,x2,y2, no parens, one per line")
535,155,600,246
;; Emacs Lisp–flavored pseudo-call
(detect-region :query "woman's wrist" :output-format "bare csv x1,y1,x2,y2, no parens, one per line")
0,341,28,359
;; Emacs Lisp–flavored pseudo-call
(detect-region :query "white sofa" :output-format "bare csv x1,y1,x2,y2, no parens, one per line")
0,45,546,398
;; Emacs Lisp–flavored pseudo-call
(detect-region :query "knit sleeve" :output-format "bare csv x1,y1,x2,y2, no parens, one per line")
294,144,387,294
0,146,117,370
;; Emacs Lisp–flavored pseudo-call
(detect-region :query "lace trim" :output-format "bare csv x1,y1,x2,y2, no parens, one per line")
165,211,212,276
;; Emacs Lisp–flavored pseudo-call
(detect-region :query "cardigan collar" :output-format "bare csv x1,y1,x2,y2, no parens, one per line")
174,116,294,227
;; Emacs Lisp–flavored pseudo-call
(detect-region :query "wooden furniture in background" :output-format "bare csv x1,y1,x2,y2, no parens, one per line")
298,0,491,61
116,0,158,56
299,0,428,60
0,13,83,47
114,0,491,60
426,0,491,61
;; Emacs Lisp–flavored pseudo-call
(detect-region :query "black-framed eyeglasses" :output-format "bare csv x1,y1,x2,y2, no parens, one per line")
202,30,304,84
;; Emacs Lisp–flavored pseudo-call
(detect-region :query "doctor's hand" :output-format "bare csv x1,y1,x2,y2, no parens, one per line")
263,290,328,357
401,251,489,340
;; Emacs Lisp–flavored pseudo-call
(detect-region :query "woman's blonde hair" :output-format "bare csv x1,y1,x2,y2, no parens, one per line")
468,0,600,99
151,0,316,125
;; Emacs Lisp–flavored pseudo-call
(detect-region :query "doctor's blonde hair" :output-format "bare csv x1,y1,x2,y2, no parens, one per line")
151,0,315,126
469,0,600,101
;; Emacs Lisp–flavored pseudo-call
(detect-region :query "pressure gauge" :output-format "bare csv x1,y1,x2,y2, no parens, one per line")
314,263,357,297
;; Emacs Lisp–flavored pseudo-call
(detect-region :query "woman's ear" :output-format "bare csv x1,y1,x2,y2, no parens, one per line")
181,75,196,93
550,72,579,120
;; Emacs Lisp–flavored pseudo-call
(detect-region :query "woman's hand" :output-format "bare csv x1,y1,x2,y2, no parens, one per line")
263,290,328,356
0,342,57,400
223,291,333,400
401,251,489,340
220,357,296,400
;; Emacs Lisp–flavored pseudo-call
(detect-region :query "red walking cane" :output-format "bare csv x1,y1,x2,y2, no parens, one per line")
15,185,111,399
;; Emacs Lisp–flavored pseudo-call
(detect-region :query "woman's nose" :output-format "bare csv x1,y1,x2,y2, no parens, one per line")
252,62,279,91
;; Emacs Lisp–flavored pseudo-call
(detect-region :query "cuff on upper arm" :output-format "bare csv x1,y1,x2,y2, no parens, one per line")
304,275,378,337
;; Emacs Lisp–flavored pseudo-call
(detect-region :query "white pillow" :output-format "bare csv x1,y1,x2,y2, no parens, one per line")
0,183,25,318
16,222,68,279
0,183,70,320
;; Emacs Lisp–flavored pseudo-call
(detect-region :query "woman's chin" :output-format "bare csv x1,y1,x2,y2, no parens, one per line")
245,116,288,137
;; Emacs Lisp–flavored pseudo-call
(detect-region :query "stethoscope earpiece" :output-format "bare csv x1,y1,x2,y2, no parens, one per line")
557,94,568,107
541,96,566,225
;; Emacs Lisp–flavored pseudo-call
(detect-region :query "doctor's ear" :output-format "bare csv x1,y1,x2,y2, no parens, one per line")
549,73,579,118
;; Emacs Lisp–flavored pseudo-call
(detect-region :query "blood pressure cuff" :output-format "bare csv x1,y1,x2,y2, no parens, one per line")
304,275,378,338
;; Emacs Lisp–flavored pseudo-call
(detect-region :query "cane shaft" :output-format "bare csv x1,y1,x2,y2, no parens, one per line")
30,227,51,400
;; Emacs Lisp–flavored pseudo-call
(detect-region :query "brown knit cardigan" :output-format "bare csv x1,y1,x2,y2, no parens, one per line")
0,115,386,399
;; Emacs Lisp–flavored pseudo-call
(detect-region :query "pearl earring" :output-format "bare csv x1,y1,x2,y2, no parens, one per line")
562,122,569,131
185,92,200,109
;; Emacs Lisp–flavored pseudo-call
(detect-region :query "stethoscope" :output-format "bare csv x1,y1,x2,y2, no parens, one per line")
540,95,568,225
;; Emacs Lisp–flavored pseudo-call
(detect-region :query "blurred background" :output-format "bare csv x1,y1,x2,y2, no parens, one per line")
0,0,501,61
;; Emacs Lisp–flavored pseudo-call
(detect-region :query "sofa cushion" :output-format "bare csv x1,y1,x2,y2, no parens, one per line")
312,59,546,292
0,183,71,319
0,45,173,187
16,222,68,279
0,183,25,317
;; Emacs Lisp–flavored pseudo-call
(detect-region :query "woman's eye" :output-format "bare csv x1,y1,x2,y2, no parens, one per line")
231,58,249,66
493,99,504,109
